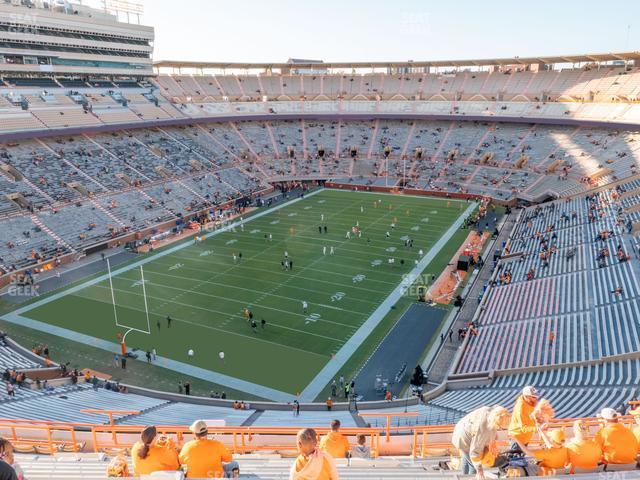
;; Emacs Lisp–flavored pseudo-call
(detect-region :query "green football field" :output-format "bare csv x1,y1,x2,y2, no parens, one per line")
14,189,471,397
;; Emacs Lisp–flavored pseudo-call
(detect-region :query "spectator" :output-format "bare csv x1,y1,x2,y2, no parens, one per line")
524,429,568,476
630,406,640,443
223,460,240,478
106,456,129,478
179,420,232,478
566,420,602,473
319,420,350,459
325,398,333,411
0,438,18,480
290,428,338,480
350,434,370,459
452,405,510,479
594,408,638,465
508,385,540,452
131,426,179,476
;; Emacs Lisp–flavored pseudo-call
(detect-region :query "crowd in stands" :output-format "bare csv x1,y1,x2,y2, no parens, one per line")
450,385,640,479
0,118,638,276
154,66,640,103
101,419,361,479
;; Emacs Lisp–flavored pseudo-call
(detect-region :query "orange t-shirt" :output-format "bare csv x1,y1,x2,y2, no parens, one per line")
534,446,568,475
566,438,602,471
508,395,537,445
292,452,337,480
595,423,638,464
534,446,568,469
319,431,350,459
131,440,180,476
179,437,232,478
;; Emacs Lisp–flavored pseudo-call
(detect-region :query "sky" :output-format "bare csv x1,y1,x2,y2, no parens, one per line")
136,0,640,63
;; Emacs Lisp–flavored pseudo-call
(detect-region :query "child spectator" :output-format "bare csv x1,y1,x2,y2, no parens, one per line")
291,428,338,480
350,434,371,459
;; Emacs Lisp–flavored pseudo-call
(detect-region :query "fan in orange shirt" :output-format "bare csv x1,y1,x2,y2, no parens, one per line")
524,429,569,476
179,420,232,478
508,386,540,450
290,428,338,480
319,420,350,459
566,420,603,473
594,408,638,465
131,426,179,476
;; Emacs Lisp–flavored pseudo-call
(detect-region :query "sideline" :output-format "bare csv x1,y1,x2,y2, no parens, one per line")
298,202,478,401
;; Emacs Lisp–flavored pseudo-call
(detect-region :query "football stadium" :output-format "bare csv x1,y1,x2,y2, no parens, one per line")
0,0,638,478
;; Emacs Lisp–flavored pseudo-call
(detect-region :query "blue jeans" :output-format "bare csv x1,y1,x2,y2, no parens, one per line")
460,451,477,476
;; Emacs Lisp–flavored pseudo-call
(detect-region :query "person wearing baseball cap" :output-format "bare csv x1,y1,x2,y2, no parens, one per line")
179,420,232,478
594,408,638,465
508,386,541,451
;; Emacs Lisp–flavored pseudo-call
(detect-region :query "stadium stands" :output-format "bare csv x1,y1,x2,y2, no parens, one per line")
154,66,640,103
7,50,640,480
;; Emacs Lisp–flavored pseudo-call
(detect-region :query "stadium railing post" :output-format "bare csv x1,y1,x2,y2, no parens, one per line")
91,427,98,453
411,430,417,458
46,426,54,455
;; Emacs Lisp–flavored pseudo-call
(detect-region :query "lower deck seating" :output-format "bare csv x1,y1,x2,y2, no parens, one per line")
0,345,40,370
12,454,453,480
0,384,167,424
117,401,254,427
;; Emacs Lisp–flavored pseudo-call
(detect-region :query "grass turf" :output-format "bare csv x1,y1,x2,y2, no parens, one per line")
13,189,470,396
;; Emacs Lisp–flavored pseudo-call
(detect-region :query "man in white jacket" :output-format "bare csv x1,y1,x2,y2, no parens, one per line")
452,405,511,480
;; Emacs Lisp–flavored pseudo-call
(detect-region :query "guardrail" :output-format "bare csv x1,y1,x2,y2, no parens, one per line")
2,409,630,459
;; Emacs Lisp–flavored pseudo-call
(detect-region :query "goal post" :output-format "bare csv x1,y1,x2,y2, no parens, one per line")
106,259,151,354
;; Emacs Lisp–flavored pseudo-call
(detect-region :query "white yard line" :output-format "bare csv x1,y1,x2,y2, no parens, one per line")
135,269,379,308
162,254,401,286
76,286,347,344
88,282,356,334
116,270,369,316
144,260,391,294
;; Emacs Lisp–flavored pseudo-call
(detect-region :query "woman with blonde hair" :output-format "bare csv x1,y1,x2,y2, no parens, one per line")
566,419,602,473
131,426,179,476
452,405,511,480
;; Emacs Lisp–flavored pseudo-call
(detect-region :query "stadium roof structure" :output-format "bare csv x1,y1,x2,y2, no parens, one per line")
154,51,640,70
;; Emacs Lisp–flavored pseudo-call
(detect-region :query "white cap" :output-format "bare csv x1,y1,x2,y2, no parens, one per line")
599,408,619,420
189,420,208,435
522,386,539,398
